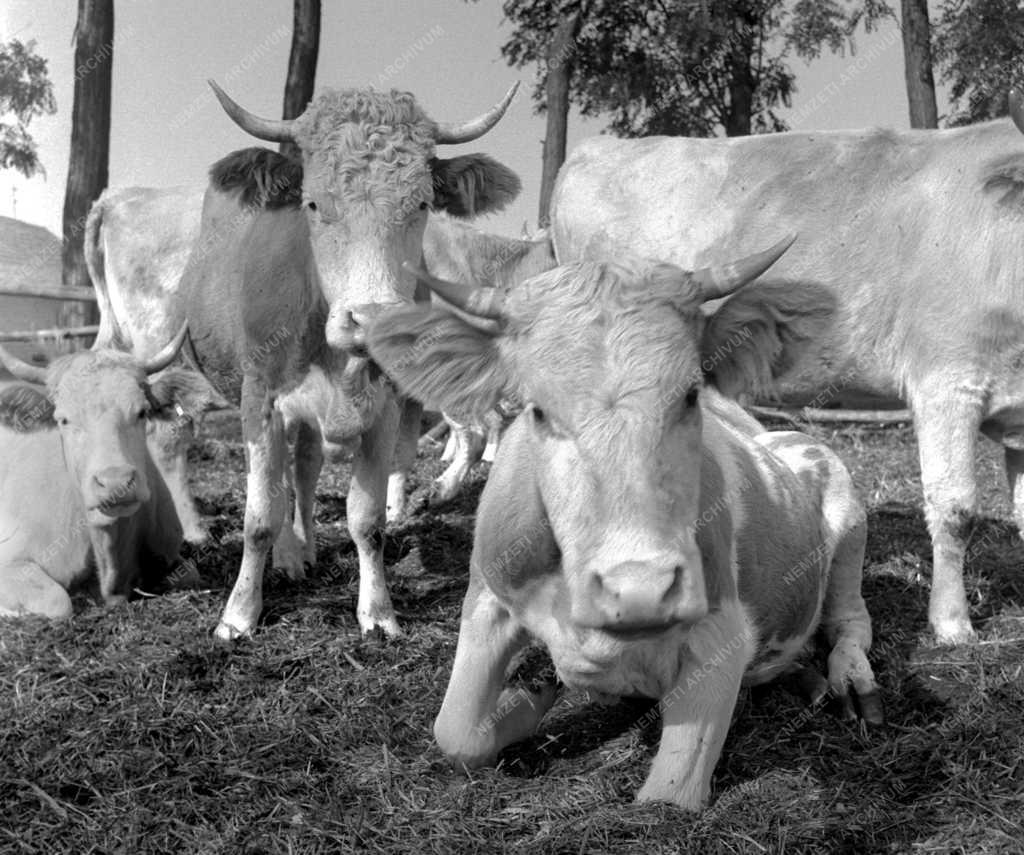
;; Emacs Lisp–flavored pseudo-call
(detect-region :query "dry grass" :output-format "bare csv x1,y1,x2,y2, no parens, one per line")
2,414,1023,854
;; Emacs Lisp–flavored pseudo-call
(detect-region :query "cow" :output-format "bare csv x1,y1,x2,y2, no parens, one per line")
367,239,882,810
178,80,520,641
421,213,556,500
86,185,213,545
547,92,1024,645
0,328,213,618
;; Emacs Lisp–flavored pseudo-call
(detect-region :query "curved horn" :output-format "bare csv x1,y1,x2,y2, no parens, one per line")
1010,88,1024,136
693,234,797,302
434,82,520,145
208,79,297,143
142,322,188,375
0,344,47,384
401,261,506,321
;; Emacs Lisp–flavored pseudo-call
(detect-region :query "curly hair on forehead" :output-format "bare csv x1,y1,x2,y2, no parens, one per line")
292,88,438,217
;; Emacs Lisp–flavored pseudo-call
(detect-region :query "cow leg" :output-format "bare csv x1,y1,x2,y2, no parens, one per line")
0,561,73,619
215,380,287,641
820,511,884,724
436,421,486,503
1004,448,1024,538
272,421,321,578
147,416,207,545
913,390,983,643
434,582,556,767
637,600,756,810
348,397,401,636
386,396,421,524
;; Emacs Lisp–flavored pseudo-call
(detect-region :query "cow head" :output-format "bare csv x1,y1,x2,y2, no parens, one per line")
369,237,836,635
209,81,522,351
0,326,214,526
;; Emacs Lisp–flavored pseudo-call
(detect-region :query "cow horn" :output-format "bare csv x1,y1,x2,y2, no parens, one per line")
434,83,519,145
1010,88,1024,136
693,234,797,301
142,322,188,375
401,261,506,321
209,80,297,143
0,344,47,384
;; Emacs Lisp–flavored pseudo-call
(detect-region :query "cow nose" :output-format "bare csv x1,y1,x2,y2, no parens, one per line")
93,465,138,500
576,560,708,632
326,302,409,352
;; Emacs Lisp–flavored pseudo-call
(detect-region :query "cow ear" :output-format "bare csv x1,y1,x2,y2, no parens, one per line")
700,281,836,398
147,369,230,421
367,306,511,416
0,384,56,432
431,154,521,218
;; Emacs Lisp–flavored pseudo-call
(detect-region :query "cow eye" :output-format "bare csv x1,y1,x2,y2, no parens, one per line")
419,201,429,211
685,387,699,408
306,200,317,212
57,416,69,427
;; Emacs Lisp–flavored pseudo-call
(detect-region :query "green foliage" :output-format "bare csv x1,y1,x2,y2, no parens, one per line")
0,39,56,178
490,0,892,137
932,0,1024,126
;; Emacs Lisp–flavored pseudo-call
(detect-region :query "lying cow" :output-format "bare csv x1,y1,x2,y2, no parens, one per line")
0,328,212,618
368,240,882,809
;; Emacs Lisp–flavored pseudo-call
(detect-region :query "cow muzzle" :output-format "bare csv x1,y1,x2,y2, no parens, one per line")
88,465,145,518
573,560,708,635
326,302,408,354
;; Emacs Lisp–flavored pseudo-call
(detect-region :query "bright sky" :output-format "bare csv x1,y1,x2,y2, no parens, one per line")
2,0,950,239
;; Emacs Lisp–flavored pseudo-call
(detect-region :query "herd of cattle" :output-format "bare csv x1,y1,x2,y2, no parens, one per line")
1,75,1024,810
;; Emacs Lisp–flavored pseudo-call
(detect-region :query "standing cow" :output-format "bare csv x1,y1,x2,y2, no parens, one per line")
549,93,1024,644
0,329,212,617
367,242,882,810
179,81,520,641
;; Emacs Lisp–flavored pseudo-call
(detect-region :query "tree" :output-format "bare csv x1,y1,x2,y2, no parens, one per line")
62,0,113,325
900,0,937,128
932,0,1024,126
538,13,580,226
492,0,891,140
0,39,56,178
281,0,320,161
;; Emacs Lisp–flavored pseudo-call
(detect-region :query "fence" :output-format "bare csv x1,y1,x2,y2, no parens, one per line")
0,286,99,353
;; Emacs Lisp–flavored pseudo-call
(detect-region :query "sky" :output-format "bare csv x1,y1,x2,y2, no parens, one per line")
2,0,950,239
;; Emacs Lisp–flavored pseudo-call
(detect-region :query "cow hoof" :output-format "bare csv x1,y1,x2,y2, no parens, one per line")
358,612,402,638
636,780,706,812
103,594,129,609
932,618,977,646
214,621,253,643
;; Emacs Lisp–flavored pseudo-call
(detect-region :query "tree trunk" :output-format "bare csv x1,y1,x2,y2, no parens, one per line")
723,15,755,137
900,0,938,129
280,0,320,161
61,0,113,330
538,13,580,228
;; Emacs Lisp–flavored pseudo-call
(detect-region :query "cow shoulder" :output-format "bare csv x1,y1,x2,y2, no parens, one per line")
701,280,836,398
431,154,521,218
208,147,303,209
367,306,511,416
0,384,55,433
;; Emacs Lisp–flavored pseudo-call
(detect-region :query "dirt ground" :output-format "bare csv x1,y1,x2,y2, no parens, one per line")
1,412,1022,854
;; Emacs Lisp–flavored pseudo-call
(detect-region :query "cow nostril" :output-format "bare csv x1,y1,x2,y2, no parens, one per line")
662,565,683,603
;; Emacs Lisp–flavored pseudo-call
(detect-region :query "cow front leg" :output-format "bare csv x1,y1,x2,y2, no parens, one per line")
435,582,555,767
386,396,421,523
1004,448,1024,541
913,389,983,643
147,416,207,545
0,560,73,619
348,398,401,636
273,420,321,578
637,600,755,810
215,379,287,641
436,417,485,503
